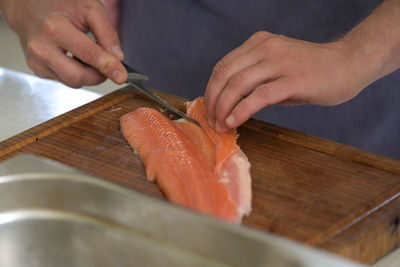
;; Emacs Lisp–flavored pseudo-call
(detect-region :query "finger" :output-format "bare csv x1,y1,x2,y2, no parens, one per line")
214,61,278,132
53,15,126,84
46,46,107,88
84,1,124,59
50,54,107,88
214,31,272,67
277,99,306,106
204,36,271,125
223,78,292,130
204,32,273,123
27,56,58,80
35,67,58,81
25,37,105,87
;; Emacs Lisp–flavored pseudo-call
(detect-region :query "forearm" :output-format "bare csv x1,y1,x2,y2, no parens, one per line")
339,0,400,86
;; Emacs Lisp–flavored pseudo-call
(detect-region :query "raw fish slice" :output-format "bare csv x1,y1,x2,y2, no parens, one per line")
186,98,239,172
120,97,251,223
186,98,252,216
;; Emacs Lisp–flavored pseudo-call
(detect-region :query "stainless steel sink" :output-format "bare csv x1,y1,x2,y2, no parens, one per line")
0,154,363,267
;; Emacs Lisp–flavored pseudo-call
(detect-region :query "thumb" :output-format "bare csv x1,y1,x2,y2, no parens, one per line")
84,0,124,60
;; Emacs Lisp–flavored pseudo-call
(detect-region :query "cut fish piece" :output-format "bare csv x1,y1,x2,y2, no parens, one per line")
120,97,252,223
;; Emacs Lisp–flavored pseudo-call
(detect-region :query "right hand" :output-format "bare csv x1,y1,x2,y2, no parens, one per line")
0,0,126,88
204,32,371,132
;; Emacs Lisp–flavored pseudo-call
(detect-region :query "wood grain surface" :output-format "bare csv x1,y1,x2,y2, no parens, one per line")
1,87,399,264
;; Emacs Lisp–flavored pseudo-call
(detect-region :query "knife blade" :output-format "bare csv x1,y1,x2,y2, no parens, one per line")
122,62,199,126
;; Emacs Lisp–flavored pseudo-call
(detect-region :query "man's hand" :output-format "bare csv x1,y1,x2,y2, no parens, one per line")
205,0,400,132
204,33,367,132
0,0,126,88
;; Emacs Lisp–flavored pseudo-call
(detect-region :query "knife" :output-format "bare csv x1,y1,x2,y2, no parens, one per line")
122,62,199,126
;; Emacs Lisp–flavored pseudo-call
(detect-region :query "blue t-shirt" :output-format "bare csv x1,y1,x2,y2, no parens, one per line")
120,0,400,160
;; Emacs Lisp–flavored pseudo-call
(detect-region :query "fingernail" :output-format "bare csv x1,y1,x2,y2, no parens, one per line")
208,117,215,127
225,114,235,127
215,121,227,133
111,45,124,60
112,69,125,84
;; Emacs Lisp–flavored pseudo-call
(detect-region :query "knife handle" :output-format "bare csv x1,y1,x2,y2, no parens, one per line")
122,62,149,84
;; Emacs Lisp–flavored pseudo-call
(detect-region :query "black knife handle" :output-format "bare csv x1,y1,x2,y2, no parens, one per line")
122,62,143,75
122,61,149,84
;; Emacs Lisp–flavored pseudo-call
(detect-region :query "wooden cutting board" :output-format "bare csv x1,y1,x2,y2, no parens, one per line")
1,87,399,264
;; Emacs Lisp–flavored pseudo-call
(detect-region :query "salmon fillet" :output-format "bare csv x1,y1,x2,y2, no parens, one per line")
120,97,252,223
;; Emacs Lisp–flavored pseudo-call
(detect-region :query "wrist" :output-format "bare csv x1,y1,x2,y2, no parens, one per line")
335,0,400,86
332,34,391,91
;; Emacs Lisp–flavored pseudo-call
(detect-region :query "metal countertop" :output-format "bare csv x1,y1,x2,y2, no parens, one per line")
0,67,100,142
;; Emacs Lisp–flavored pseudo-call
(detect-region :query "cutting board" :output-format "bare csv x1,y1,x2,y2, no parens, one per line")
1,87,399,264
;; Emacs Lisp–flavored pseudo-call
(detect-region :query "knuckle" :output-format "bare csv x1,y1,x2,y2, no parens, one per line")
98,59,114,75
78,45,97,63
229,72,245,89
262,36,284,51
26,40,45,58
42,18,57,36
213,59,230,81
41,14,67,37
251,31,269,41
255,85,272,100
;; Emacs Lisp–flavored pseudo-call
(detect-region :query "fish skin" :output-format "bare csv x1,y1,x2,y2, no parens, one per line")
120,97,252,223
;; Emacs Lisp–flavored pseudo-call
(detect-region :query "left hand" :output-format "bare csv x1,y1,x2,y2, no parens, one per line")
204,31,371,132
